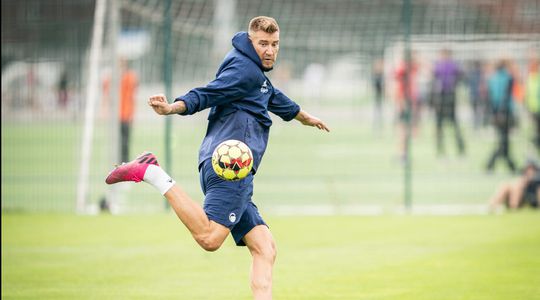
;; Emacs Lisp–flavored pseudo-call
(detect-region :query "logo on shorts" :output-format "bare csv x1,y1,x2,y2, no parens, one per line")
229,212,237,223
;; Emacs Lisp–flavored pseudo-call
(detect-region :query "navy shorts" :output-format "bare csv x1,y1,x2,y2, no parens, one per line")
199,159,266,246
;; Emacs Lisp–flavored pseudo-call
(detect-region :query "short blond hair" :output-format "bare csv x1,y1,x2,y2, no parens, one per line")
248,16,279,35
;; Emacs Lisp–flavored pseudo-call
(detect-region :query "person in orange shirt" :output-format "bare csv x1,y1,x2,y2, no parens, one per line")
394,54,419,163
525,56,540,152
119,59,138,162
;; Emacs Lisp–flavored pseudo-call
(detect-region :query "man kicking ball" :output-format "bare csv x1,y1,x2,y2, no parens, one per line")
106,16,329,300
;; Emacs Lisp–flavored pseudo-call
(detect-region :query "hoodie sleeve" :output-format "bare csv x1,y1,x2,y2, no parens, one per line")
174,62,254,115
268,88,301,121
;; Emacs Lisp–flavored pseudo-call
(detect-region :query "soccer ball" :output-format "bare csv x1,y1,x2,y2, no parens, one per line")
211,140,254,181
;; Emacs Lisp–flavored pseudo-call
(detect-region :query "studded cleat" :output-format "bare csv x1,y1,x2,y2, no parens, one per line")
105,152,159,184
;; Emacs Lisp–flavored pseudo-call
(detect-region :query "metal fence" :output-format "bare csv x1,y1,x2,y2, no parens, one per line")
2,0,539,213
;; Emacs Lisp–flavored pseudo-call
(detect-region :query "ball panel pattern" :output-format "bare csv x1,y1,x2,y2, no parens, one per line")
211,140,253,181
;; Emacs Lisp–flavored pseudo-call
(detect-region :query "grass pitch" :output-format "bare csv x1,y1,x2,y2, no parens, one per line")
3,213,540,299
2,104,539,298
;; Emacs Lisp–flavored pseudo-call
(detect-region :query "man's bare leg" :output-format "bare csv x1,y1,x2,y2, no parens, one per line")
164,185,230,251
105,152,229,252
243,225,277,300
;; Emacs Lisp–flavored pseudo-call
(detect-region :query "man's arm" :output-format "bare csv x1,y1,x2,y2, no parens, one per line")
294,109,330,132
175,62,254,116
148,94,187,115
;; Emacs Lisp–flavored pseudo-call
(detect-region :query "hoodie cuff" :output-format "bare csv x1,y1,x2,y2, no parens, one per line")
283,104,301,122
174,92,198,115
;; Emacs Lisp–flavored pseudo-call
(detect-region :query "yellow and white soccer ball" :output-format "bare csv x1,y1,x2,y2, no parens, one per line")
211,140,254,181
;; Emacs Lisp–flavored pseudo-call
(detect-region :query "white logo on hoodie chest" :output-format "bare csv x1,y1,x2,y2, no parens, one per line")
260,80,269,94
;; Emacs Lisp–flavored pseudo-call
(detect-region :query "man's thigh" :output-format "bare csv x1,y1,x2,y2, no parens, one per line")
243,225,275,254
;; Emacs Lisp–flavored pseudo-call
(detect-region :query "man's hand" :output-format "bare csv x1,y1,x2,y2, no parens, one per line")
149,94,172,115
294,110,330,132
148,94,186,115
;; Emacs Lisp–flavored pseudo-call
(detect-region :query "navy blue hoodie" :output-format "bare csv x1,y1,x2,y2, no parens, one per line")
175,31,301,173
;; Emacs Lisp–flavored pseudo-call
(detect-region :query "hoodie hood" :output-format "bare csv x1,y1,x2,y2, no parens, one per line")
232,31,273,72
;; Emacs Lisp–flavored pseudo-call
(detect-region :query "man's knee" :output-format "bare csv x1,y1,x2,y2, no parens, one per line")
194,234,223,252
193,221,230,252
253,241,277,264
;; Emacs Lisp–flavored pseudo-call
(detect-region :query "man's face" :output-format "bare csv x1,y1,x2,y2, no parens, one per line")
250,30,280,69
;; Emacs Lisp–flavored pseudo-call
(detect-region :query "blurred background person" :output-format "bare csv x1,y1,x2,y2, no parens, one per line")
481,61,497,127
486,59,517,173
466,60,487,130
432,48,465,157
509,60,525,108
489,160,540,212
57,69,69,110
119,58,138,163
26,63,38,111
394,52,420,162
100,67,112,119
525,55,540,153
372,58,385,132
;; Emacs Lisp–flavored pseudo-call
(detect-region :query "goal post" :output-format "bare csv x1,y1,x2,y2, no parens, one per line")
76,0,108,214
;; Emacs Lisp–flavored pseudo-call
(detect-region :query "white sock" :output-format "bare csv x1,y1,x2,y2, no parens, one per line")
143,164,176,195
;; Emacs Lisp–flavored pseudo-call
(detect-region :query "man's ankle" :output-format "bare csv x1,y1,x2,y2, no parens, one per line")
143,164,176,195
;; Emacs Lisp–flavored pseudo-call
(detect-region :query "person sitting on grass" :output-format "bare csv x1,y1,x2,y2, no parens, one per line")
489,160,540,212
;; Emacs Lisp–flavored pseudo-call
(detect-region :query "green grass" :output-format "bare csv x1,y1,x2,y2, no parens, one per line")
2,213,540,299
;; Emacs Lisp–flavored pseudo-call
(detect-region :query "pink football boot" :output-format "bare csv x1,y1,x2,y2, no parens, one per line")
105,152,159,184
